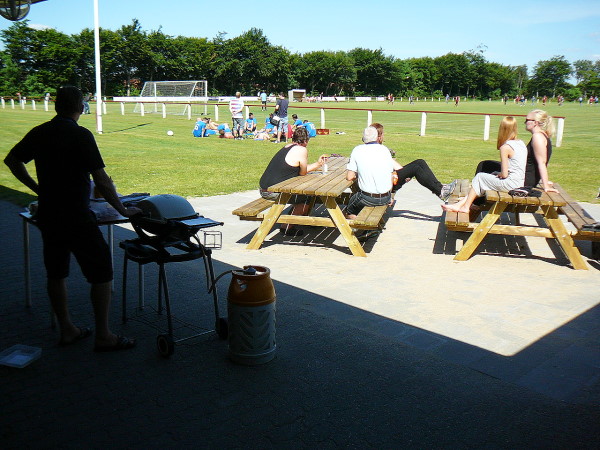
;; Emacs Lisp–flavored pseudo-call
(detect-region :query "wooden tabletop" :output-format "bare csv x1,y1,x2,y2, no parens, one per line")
268,156,352,198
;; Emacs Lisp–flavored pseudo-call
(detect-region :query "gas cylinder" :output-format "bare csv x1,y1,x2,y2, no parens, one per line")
227,266,276,365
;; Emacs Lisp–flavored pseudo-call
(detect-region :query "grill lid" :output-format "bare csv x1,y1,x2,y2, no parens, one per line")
136,194,198,220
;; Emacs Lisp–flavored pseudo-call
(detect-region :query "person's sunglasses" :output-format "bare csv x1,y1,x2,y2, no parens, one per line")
525,119,536,123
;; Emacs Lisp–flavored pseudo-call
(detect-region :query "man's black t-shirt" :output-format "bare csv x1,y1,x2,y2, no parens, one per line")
8,116,105,225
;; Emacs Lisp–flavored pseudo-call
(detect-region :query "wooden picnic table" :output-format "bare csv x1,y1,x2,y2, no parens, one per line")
245,156,373,257
444,180,594,270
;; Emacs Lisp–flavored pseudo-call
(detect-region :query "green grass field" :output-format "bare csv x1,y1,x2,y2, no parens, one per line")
1,99,598,207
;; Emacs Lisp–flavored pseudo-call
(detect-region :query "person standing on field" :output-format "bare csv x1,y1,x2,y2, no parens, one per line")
229,92,245,140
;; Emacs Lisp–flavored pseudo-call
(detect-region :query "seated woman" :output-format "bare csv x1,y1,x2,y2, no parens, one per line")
259,127,327,235
442,116,526,214
474,109,557,193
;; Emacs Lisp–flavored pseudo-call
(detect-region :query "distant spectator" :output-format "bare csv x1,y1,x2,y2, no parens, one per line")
260,91,268,111
245,112,257,133
83,93,91,114
192,117,207,137
291,114,303,130
274,92,289,144
302,120,317,138
229,92,244,139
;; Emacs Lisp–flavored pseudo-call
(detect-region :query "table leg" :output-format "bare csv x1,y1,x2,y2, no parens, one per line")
247,193,292,250
454,201,507,261
22,216,31,308
322,196,367,257
541,206,588,270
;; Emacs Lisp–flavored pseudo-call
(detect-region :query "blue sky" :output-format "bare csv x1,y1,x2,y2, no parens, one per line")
1,0,599,75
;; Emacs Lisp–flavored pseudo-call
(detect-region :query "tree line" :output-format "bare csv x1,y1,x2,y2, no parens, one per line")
1,20,598,100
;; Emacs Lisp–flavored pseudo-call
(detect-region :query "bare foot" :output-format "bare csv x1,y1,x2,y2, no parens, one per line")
441,203,469,213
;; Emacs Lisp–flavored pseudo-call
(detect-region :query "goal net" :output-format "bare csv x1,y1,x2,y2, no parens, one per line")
133,80,208,115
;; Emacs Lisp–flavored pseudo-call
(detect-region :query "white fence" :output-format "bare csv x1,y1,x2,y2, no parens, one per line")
1,97,565,147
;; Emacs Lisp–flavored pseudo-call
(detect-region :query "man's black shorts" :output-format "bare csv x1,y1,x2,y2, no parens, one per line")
40,222,113,283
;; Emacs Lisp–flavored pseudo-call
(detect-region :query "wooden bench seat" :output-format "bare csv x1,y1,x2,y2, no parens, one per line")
443,179,472,230
348,204,389,230
233,193,392,231
232,198,275,221
443,179,600,266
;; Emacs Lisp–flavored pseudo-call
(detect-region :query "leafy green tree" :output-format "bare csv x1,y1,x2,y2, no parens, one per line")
572,59,599,95
347,48,402,95
296,51,355,96
406,57,438,96
434,53,470,96
528,56,572,97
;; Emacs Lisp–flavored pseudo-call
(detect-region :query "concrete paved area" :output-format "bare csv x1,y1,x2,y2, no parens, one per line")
1,182,599,448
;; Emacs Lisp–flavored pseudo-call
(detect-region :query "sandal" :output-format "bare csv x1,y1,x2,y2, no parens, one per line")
59,326,92,347
94,336,136,353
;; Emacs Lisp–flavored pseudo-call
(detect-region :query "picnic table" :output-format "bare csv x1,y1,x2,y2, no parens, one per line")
444,180,599,270
233,156,391,257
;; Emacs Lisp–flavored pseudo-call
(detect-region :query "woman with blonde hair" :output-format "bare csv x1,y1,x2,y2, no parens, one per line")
442,116,527,214
524,109,557,192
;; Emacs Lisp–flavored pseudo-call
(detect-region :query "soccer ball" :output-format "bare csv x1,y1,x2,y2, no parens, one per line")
167,130,174,136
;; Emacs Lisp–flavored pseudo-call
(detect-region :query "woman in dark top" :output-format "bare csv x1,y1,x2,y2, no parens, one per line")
259,127,327,235
524,109,557,192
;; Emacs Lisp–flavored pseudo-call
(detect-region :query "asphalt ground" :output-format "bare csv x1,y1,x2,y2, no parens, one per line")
1,182,599,448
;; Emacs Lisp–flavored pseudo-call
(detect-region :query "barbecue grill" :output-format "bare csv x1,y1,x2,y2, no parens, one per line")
120,194,227,357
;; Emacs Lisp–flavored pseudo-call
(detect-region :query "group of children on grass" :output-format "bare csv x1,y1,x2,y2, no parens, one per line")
192,113,317,141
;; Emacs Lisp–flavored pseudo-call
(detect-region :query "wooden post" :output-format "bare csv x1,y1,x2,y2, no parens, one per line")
11,99,15,108
102,98,107,114
1,98,4,108
556,118,564,148
214,104,219,121
162,103,166,119
367,110,372,127
483,115,490,141
320,108,326,129
140,103,145,116
44,100,49,111
31,100,36,110
420,112,427,136
120,102,125,115
187,103,192,120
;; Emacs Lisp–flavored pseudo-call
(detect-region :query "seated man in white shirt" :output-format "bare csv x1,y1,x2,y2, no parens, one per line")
345,126,395,219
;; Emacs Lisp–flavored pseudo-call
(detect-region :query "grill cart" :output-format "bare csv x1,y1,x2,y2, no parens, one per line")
120,194,227,357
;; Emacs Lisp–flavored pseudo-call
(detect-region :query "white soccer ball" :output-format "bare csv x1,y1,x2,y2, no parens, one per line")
167,130,174,136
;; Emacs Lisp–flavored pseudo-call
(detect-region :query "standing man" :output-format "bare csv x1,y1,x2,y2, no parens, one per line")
345,126,395,219
229,92,245,140
274,92,289,144
4,86,139,352
260,91,268,111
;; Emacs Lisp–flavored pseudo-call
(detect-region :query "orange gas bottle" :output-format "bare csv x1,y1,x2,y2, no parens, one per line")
227,266,276,365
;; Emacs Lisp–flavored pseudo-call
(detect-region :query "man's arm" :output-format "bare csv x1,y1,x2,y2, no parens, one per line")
4,153,39,194
91,168,140,217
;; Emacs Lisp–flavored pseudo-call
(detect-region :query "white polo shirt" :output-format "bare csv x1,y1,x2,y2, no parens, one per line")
347,142,394,194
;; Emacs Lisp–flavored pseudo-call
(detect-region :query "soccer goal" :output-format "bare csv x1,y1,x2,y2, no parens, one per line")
132,80,208,115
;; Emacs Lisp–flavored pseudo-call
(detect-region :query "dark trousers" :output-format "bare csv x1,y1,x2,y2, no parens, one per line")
473,160,501,205
393,159,443,196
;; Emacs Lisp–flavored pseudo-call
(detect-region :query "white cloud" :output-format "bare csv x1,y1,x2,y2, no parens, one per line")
28,23,53,31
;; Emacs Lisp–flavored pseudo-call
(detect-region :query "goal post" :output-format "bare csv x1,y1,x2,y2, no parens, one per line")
131,80,208,115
